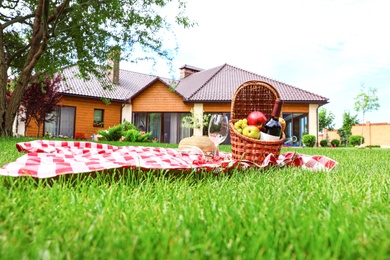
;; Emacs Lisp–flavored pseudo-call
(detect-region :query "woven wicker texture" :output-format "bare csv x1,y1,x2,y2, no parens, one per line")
229,80,285,164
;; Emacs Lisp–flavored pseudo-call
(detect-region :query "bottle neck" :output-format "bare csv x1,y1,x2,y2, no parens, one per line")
271,98,283,118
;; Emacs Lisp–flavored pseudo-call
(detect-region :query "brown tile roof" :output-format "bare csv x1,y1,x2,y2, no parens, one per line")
119,70,176,93
176,64,328,104
60,63,328,105
60,66,133,101
60,66,176,102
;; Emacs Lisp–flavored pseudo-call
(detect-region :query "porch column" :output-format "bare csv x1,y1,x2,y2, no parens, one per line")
122,104,132,124
193,103,204,137
308,104,319,146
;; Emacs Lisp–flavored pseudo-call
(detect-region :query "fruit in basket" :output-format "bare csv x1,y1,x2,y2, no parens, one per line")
242,125,260,139
234,118,248,134
279,117,286,131
247,111,267,130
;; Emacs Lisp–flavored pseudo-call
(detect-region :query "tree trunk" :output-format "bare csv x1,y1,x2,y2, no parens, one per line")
0,28,9,136
0,0,48,137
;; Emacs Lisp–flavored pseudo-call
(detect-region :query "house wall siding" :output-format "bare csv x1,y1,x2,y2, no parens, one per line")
203,103,231,112
283,103,309,113
25,96,122,138
132,82,192,112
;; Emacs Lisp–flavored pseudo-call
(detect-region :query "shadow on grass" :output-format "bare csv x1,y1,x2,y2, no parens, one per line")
0,165,270,189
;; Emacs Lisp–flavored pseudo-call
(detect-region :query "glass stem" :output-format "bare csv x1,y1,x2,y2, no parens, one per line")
215,144,219,157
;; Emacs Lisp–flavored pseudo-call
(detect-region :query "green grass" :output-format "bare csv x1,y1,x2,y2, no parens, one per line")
0,138,389,259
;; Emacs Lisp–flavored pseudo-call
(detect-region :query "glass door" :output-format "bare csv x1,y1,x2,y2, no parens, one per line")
45,106,75,138
148,113,161,142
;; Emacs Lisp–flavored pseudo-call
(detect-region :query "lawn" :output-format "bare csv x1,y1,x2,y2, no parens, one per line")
0,138,389,259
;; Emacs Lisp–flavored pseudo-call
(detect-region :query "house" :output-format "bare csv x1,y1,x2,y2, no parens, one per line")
21,63,329,145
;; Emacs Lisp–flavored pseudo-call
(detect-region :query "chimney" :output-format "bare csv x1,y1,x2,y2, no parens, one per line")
107,47,121,84
179,64,202,79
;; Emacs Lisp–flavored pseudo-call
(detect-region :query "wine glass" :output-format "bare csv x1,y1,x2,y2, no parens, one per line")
208,114,229,156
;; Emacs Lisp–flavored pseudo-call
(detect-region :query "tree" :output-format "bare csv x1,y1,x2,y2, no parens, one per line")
337,111,359,146
20,74,62,137
181,108,211,136
318,107,335,131
354,83,380,145
0,0,193,137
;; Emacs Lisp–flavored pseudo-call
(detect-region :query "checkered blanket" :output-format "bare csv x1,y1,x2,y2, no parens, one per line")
0,140,338,178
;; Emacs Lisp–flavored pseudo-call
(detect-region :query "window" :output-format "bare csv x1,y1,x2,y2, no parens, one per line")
93,109,104,127
44,106,76,138
282,113,308,146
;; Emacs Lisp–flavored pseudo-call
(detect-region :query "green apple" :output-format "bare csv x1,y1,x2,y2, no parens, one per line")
234,119,243,130
241,118,248,129
234,118,249,135
242,125,260,139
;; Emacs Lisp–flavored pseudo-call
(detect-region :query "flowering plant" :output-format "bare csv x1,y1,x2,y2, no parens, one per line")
75,132,87,140
44,131,52,138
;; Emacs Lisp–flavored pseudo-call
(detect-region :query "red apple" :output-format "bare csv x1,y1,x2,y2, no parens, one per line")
247,111,267,130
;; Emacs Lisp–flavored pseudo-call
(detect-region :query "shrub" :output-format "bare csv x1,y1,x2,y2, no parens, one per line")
302,134,316,147
98,125,124,141
74,132,86,140
121,120,139,131
331,139,340,147
124,129,152,142
349,135,364,146
320,140,328,147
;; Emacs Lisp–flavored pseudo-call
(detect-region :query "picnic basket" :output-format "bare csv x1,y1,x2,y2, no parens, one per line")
229,80,285,165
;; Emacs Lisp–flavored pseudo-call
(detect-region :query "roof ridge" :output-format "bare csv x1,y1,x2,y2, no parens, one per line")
120,68,159,78
186,63,227,100
227,64,328,100
120,68,178,86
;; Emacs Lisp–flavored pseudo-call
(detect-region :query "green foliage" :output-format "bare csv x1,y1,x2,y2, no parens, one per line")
302,134,316,147
319,108,335,131
354,84,380,123
98,122,152,142
320,140,328,147
337,111,359,146
354,84,379,145
349,135,364,146
331,139,340,147
124,129,152,142
182,109,211,130
121,120,139,132
98,125,124,141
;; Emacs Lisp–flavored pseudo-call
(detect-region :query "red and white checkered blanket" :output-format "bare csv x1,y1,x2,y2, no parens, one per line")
0,140,338,178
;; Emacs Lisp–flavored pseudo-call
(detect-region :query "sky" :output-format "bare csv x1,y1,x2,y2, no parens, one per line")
121,0,390,128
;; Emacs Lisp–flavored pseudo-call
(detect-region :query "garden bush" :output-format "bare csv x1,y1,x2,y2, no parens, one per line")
331,139,340,147
121,120,139,132
302,134,316,147
98,125,124,141
320,140,328,147
97,122,153,143
349,135,364,146
124,129,152,142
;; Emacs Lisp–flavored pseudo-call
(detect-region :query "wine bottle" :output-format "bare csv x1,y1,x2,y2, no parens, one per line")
262,98,284,138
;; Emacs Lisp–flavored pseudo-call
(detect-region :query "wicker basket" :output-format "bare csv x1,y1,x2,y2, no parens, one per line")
229,80,285,165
